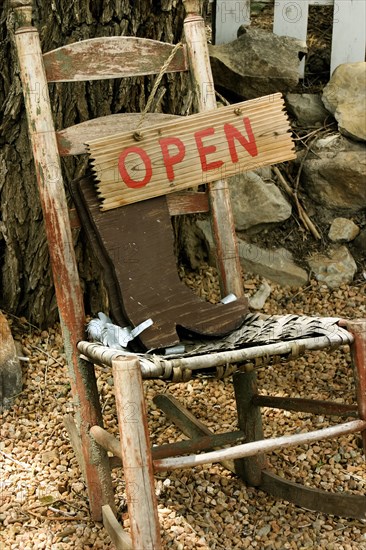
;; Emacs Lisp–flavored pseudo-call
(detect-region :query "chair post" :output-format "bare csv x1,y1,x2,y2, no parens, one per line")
346,319,366,455
183,0,244,299
112,357,162,550
11,0,114,520
233,369,266,485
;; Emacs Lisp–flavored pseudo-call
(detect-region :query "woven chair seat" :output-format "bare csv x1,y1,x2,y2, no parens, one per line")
79,313,353,381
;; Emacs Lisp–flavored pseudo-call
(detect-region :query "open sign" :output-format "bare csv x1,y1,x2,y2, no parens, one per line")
87,93,295,211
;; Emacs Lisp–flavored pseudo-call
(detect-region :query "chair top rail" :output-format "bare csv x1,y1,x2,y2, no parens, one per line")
43,36,188,82
56,113,180,156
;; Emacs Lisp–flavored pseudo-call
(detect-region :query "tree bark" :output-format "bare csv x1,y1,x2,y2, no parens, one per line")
0,0,191,326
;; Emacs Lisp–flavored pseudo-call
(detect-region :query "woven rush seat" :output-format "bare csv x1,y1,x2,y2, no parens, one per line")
79,314,354,381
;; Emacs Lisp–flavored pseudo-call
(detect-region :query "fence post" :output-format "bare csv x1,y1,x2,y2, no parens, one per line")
273,0,309,77
213,0,251,44
331,0,366,74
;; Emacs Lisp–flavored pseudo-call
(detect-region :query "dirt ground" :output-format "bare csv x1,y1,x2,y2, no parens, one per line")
1,267,366,549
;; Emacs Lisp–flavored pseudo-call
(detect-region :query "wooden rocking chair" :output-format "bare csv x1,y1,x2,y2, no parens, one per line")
12,1,366,548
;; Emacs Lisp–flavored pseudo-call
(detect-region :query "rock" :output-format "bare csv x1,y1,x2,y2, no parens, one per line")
229,171,292,231
209,27,307,99
300,133,366,211
237,239,309,287
41,450,59,464
352,229,366,259
194,219,221,268
249,281,272,310
255,166,272,180
190,220,308,286
328,218,360,242
322,62,366,142
285,93,330,127
307,246,357,289
0,311,22,410
181,218,212,270
257,525,271,537
71,481,84,494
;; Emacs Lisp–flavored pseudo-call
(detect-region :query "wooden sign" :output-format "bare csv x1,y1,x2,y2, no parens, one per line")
87,93,296,210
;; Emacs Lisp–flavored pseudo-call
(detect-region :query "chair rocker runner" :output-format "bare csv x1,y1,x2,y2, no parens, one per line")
12,0,366,548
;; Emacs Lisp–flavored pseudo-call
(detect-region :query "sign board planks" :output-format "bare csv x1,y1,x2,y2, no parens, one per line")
87,93,296,211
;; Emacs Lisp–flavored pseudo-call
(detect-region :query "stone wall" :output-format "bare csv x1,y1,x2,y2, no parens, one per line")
183,62,365,290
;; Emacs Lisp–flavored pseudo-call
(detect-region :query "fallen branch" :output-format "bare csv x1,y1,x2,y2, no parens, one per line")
0,450,31,470
31,345,65,367
26,509,87,522
292,120,336,144
48,506,78,517
273,166,321,240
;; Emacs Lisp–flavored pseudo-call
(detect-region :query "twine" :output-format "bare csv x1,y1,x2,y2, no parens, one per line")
134,41,184,139
215,89,231,106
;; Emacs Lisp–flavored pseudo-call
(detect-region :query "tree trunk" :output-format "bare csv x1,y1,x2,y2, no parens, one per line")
0,0,191,326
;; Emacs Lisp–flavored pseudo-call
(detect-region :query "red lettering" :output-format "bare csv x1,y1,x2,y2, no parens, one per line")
118,146,152,188
224,118,258,162
194,127,224,172
159,137,186,182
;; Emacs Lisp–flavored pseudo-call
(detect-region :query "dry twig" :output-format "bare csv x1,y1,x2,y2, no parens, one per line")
273,166,321,240
0,449,31,470
26,509,87,522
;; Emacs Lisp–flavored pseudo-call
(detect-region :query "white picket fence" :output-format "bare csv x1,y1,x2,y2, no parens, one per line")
213,0,366,76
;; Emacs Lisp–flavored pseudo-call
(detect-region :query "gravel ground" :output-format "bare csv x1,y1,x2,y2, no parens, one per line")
1,267,365,549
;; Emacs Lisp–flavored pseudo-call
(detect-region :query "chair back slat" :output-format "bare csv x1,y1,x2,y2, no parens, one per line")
57,113,179,156
43,37,188,82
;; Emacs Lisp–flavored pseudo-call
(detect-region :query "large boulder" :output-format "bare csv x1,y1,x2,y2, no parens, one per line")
237,239,308,287
191,219,308,287
209,27,307,99
229,171,292,231
322,62,366,142
285,93,330,127
352,229,366,260
300,133,366,211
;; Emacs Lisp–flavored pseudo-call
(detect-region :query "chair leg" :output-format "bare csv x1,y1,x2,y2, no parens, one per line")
233,368,266,485
113,357,162,550
64,356,115,521
346,319,366,455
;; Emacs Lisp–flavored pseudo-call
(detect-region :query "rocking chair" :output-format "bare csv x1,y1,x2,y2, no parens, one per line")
12,1,366,548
